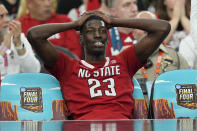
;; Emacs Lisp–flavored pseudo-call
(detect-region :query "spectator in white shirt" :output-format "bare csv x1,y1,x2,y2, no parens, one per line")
0,3,41,79
179,0,197,69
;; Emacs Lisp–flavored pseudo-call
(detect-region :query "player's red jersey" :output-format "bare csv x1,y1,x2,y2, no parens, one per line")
46,45,142,120
18,13,83,59
106,31,134,57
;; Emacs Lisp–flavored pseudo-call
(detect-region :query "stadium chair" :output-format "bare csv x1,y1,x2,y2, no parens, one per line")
0,73,68,121
149,69,197,119
54,46,79,60
38,45,80,73
133,77,148,119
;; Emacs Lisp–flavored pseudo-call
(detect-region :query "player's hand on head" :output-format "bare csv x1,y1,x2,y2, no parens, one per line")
88,11,112,29
75,11,94,31
76,11,112,30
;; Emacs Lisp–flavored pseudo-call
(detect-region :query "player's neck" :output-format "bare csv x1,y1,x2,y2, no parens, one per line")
84,54,106,63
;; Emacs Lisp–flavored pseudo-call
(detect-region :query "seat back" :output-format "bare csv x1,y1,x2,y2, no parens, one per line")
133,77,148,119
149,70,197,119
54,46,79,60
0,73,67,121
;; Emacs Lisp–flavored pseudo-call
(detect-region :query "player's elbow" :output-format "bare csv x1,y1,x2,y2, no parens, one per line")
27,27,40,44
160,20,171,36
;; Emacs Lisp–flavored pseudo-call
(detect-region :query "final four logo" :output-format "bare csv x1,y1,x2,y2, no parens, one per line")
175,84,197,109
20,87,43,112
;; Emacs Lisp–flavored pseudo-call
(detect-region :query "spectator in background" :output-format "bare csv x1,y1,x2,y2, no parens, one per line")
56,0,83,15
133,11,188,93
68,0,88,21
137,0,149,11
17,0,57,18
68,0,109,21
86,0,101,11
179,0,197,69
105,0,138,56
146,0,157,12
17,0,83,59
1,0,20,19
97,0,110,14
156,0,190,51
60,0,102,21
0,3,40,79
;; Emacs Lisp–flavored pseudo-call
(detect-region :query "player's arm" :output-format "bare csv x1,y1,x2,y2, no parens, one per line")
111,18,170,63
95,11,170,63
26,13,92,68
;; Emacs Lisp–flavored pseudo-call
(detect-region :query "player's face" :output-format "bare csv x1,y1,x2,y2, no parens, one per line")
112,0,138,18
0,5,9,38
27,0,53,20
82,19,108,55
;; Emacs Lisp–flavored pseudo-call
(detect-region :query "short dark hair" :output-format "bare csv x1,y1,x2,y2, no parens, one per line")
80,15,107,33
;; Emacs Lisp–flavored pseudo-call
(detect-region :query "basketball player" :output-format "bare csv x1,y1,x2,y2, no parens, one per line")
27,11,170,120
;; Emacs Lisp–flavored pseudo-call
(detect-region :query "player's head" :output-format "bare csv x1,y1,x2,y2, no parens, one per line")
133,11,157,41
0,4,9,41
80,15,108,56
107,0,138,19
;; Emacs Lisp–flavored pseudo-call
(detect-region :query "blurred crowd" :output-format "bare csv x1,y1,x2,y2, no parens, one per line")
0,0,195,82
